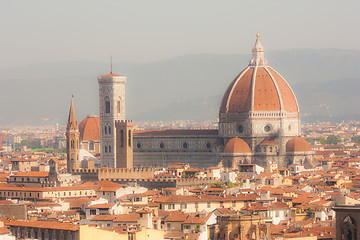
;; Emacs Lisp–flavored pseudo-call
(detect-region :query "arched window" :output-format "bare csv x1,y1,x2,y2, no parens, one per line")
105,145,108,153
117,99,121,113
104,126,107,134
120,130,124,147
105,97,111,113
89,142,94,151
109,145,112,153
128,130,131,147
108,126,111,134
71,140,74,148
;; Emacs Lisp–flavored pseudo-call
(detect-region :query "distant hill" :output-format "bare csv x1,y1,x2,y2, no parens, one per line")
0,49,359,125
135,78,360,123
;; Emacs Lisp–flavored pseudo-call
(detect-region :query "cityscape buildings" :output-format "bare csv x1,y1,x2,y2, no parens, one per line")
0,35,359,240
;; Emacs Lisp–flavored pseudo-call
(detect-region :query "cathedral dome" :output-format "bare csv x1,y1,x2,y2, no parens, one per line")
286,136,312,152
223,137,251,154
220,36,298,114
79,115,100,141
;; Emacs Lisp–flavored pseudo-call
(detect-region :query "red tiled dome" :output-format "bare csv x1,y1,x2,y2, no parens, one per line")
223,137,251,154
220,66,298,113
79,116,100,141
286,136,312,152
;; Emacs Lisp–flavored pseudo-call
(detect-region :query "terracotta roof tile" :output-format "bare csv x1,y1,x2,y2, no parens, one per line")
134,129,218,136
5,219,79,231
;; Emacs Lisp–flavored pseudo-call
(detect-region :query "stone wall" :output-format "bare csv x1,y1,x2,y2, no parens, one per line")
73,167,158,182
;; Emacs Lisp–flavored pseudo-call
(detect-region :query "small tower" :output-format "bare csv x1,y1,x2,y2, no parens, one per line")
48,159,60,186
66,97,80,172
115,120,134,169
98,71,126,168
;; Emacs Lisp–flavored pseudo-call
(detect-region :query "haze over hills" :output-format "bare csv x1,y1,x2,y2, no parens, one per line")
0,49,359,126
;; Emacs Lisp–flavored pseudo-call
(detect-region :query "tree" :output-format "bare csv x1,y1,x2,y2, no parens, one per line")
352,136,360,144
306,138,315,144
325,135,340,145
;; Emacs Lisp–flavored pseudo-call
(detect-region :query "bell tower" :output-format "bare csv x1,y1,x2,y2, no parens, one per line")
66,97,80,172
98,71,126,168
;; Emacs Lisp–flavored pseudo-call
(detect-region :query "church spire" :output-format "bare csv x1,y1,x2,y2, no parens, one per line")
249,33,268,66
67,96,78,130
66,96,80,172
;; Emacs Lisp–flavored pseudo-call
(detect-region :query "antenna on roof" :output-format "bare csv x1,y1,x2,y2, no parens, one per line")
110,55,113,74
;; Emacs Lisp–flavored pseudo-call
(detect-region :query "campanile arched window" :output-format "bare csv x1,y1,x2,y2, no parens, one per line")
105,97,111,114
117,99,121,113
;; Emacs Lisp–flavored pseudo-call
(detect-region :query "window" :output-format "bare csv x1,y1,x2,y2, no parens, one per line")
117,100,121,113
184,225,190,229
264,125,271,132
181,203,187,209
105,100,111,113
90,210,96,215
104,126,107,134
232,201,236,207
105,145,108,153
195,202,199,209
108,126,111,134
128,233,135,240
220,201,224,207
128,130,131,147
167,223,171,230
238,125,244,133
120,130,124,147
89,142,94,151
109,145,112,153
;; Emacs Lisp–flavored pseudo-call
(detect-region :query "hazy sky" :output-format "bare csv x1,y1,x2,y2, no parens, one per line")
0,0,359,68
